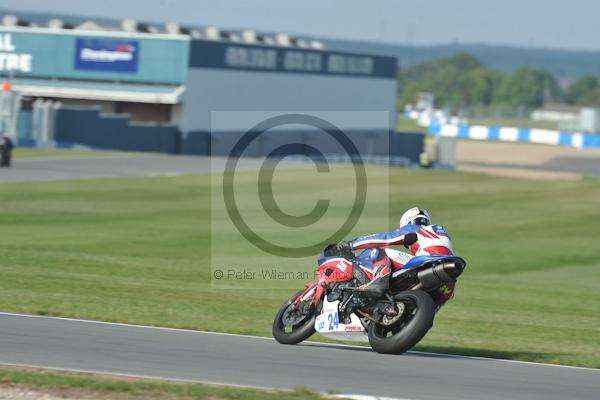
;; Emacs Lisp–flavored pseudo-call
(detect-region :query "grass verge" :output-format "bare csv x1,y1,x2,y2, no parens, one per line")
0,368,325,399
0,166,599,367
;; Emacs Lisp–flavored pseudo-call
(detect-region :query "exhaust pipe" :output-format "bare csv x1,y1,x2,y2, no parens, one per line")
417,261,465,290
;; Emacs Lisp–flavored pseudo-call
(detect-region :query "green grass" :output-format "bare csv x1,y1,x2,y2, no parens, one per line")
0,368,325,399
466,117,559,130
0,167,599,367
397,117,427,133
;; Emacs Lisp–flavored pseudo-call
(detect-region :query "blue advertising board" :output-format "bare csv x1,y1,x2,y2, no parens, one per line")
74,38,139,73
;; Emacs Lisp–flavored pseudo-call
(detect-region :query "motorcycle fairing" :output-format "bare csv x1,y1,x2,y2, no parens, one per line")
314,298,368,342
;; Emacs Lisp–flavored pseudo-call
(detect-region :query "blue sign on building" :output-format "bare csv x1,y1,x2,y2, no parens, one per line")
74,38,139,73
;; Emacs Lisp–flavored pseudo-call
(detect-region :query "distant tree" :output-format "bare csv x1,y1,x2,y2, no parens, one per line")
449,52,483,70
493,68,562,108
402,52,482,81
397,54,564,111
566,75,599,104
575,87,600,106
398,53,498,109
470,68,502,106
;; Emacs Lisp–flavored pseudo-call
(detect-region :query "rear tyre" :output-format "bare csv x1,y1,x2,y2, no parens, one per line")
367,289,435,354
272,289,320,345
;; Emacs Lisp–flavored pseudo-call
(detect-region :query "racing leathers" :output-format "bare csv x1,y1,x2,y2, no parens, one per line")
347,223,456,306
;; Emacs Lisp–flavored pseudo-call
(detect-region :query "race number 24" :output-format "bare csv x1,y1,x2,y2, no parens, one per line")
327,312,339,330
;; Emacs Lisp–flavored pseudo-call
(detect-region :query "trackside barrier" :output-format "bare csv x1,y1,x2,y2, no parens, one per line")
181,130,424,165
428,123,600,149
23,106,428,166
53,106,180,153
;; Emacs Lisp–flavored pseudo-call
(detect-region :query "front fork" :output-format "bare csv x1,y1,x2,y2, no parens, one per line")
293,281,326,306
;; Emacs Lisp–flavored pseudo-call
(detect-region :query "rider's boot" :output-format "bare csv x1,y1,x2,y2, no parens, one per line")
355,266,390,298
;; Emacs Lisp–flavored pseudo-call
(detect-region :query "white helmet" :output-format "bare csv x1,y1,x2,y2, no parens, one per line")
400,207,431,227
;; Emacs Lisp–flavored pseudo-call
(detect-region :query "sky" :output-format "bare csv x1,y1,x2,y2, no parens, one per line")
1,0,600,52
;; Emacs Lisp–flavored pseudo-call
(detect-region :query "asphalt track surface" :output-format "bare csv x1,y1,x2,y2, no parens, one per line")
0,313,598,400
0,154,307,182
3,146,600,184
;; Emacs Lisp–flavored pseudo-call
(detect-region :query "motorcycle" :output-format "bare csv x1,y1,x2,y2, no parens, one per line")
272,244,466,354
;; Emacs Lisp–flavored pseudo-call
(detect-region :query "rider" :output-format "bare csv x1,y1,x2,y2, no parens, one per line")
329,207,456,305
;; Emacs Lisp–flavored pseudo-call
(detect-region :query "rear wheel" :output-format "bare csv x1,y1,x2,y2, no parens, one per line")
367,289,435,354
272,289,321,345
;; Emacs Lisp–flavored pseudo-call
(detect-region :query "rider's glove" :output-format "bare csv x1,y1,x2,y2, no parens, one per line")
323,243,337,256
323,241,354,259
404,233,418,245
336,241,354,259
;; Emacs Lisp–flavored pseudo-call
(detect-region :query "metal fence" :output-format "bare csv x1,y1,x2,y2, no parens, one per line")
0,91,20,137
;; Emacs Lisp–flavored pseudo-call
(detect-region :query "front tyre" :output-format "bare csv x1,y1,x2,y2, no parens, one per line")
368,289,435,354
272,289,320,345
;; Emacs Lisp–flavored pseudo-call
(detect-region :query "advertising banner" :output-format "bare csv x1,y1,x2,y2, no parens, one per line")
74,38,139,73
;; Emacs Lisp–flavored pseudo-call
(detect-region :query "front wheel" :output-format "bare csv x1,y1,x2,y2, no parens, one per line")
368,289,435,354
272,289,321,345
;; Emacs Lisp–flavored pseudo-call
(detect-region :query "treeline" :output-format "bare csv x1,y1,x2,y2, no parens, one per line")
397,53,600,110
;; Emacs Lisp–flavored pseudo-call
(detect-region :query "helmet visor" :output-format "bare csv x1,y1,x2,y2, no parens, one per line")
413,216,430,226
